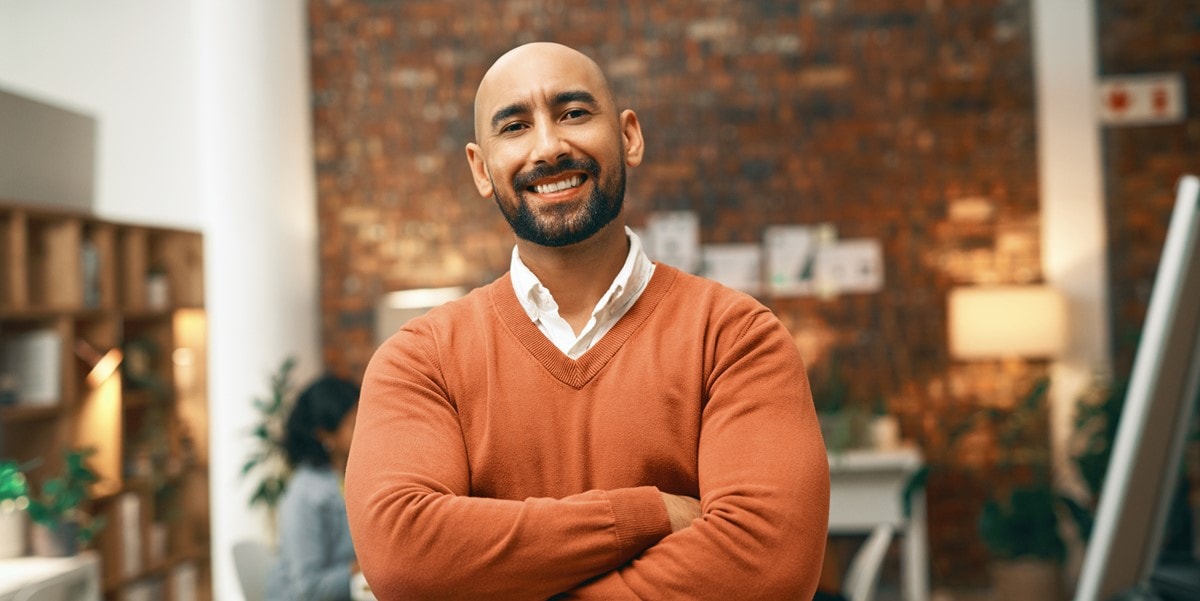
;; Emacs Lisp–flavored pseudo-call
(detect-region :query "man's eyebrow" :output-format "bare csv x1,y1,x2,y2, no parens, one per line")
488,90,600,132
490,101,530,131
551,90,598,107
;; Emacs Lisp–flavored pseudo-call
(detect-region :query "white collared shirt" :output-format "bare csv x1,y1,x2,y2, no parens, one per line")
510,227,656,359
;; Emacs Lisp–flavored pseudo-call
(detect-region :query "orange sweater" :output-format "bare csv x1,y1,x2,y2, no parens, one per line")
345,265,829,600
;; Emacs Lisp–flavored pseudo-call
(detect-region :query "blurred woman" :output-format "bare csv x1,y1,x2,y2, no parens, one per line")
265,375,360,601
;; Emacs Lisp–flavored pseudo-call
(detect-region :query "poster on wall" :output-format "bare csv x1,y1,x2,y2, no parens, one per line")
644,211,701,273
1097,72,1185,126
764,224,834,297
818,238,885,294
702,244,762,295
764,225,884,297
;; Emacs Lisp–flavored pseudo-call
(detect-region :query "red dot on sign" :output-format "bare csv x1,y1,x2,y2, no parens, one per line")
1108,87,1130,113
1152,87,1168,114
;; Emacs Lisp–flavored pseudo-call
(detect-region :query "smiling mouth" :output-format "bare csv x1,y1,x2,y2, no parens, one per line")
530,174,585,194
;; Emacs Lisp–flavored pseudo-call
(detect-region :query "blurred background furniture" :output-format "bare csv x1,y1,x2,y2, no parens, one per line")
231,540,272,601
842,524,896,601
0,552,100,601
828,448,928,601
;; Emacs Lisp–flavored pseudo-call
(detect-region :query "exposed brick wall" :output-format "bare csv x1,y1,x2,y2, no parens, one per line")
309,0,1046,586
1096,1,1200,380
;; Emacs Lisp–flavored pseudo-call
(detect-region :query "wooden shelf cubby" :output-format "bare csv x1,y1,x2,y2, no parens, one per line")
0,201,209,601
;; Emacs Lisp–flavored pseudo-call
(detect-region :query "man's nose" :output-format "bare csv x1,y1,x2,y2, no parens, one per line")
530,122,570,164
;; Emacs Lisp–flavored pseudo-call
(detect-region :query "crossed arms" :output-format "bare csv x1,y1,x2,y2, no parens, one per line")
345,307,830,600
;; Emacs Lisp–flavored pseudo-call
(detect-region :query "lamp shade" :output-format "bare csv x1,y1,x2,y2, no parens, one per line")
948,285,1067,359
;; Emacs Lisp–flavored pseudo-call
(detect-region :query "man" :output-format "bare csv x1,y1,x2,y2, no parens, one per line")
345,42,829,600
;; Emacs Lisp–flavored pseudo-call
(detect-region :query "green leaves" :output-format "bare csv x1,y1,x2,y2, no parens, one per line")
0,460,28,502
979,485,1067,562
26,448,105,545
241,356,297,512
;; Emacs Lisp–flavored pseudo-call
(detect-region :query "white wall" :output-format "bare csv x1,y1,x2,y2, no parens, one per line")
0,0,200,225
0,2,321,600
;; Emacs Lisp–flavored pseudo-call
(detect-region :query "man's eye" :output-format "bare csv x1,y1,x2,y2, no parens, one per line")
564,109,589,120
501,122,526,133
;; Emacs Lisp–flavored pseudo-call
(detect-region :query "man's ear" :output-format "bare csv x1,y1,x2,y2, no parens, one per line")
465,142,494,197
620,109,644,168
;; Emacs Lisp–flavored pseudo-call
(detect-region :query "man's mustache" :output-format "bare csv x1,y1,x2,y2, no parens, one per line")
513,157,601,190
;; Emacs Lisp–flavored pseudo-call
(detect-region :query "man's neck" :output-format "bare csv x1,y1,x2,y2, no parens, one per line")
515,220,630,333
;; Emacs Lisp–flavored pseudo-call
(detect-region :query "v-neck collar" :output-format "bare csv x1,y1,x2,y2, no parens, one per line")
490,264,679,389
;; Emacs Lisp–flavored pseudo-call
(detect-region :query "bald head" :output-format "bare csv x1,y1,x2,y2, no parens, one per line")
473,42,617,142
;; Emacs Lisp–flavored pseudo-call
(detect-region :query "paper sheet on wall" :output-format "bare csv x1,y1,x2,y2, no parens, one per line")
764,224,836,296
644,211,700,273
818,238,885,294
702,244,762,295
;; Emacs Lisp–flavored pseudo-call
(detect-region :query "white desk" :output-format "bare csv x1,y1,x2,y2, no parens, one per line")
828,447,929,601
0,552,101,601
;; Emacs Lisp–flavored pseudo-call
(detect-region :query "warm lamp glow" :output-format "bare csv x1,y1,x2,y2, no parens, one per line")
382,286,468,309
88,348,123,386
74,340,124,387
375,287,468,345
948,285,1067,359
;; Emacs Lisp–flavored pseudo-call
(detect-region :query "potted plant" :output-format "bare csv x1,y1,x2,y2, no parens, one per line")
980,483,1068,599
0,460,29,558
27,448,105,556
973,377,1067,600
241,356,298,542
1064,374,1130,542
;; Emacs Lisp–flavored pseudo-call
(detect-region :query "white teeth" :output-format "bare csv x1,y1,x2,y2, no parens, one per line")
534,175,582,194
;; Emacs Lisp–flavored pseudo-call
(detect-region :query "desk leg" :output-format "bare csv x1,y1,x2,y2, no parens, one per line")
903,488,930,601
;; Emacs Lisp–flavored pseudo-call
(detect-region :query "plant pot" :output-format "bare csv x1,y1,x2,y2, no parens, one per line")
990,558,1062,601
31,521,79,557
0,503,27,558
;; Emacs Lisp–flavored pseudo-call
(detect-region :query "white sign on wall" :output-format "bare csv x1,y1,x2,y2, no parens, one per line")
764,225,884,297
764,224,834,296
645,211,701,273
818,238,885,294
1097,72,1185,126
702,243,763,295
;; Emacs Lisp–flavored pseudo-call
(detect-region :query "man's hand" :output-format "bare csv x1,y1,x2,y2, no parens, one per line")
661,492,702,533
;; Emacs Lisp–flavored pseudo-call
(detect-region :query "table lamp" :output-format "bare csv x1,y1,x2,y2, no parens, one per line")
948,285,1067,361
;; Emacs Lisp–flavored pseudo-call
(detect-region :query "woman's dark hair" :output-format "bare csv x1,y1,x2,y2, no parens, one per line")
282,374,359,468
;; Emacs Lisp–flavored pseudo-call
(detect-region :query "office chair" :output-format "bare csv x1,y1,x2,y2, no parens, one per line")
232,539,275,601
841,524,895,601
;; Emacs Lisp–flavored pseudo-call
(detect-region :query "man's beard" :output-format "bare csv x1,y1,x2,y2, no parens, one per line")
491,156,625,248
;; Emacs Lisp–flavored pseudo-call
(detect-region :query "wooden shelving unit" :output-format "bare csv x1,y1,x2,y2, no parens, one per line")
0,200,210,601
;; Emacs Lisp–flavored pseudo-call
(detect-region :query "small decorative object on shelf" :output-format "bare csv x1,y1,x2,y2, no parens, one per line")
0,329,62,406
0,460,30,558
81,239,101,308
27,447,106,557
146,265,170,311
0,374,17,406
122,336,162,391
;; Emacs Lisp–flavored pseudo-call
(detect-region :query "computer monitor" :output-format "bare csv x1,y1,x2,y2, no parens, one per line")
1076,175,1200,601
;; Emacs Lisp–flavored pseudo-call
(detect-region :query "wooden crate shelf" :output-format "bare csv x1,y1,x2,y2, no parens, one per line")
0,201,209,601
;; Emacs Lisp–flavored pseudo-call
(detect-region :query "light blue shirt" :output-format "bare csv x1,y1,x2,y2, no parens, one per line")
265,465,356,601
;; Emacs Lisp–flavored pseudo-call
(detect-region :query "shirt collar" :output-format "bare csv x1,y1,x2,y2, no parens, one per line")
510,226,653,322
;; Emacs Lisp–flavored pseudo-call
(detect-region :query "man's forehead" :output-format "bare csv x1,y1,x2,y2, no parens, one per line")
473,44,612,131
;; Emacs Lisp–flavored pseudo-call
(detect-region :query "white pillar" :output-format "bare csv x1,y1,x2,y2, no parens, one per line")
194,1,321,599
1031,0,1111,591
1032,0,1111,493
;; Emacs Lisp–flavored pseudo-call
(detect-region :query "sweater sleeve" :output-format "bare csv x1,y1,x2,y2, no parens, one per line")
344,324,673,601
558,309,831,600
